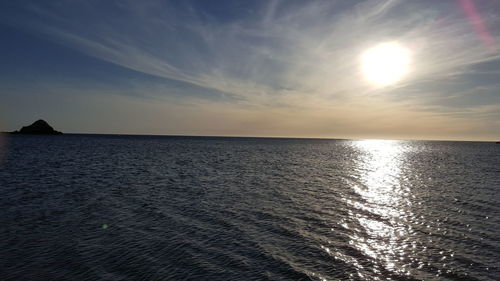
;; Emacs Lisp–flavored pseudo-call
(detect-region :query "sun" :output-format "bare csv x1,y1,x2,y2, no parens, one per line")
361,42,410,86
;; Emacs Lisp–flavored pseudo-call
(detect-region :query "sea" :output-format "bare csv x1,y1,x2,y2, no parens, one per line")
0,134,499,281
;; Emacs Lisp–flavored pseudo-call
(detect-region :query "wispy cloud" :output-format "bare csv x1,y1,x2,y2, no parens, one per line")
6,1,497,101
2,0,500,139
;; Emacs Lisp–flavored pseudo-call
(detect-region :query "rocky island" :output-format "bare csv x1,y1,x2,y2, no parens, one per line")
11,119,63,135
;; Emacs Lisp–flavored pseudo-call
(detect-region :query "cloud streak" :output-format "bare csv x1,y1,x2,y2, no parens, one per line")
2,0,500,139
5,1,495,100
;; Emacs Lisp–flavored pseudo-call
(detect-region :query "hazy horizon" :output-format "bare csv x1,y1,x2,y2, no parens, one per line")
1,0,500,141
3,122,498,142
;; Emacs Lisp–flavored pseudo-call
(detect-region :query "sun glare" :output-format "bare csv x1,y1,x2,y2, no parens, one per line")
361,42,410,86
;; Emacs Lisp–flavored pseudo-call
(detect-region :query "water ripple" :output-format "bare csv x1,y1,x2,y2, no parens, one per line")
0,135,499,280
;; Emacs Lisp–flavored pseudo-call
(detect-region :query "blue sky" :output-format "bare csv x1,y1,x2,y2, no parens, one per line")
1,0,500,140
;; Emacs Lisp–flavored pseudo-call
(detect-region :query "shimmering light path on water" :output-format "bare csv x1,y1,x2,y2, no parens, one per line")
0,135,499,280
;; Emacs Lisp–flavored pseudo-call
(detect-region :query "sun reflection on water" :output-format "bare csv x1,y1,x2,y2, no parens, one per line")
341,140,416,278
352,140,410,214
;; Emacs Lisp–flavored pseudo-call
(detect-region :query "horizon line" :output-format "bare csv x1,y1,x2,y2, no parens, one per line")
2,131,497,143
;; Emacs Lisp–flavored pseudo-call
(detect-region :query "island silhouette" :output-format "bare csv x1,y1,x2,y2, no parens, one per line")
11,119,62,135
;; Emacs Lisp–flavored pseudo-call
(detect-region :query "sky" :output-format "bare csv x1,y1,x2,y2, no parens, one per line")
1,0,500,140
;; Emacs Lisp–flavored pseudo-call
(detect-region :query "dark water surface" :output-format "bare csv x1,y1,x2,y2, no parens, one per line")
0,134,499,280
